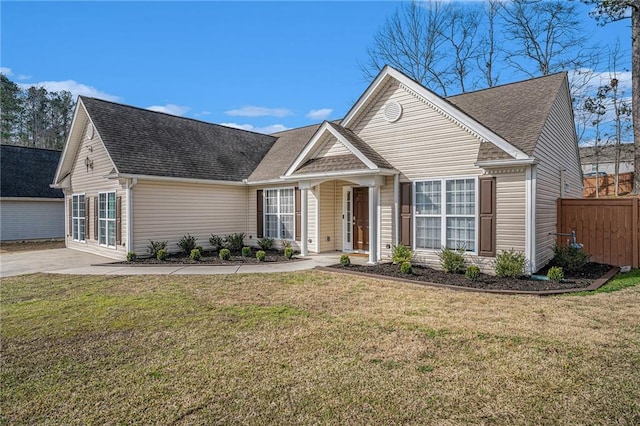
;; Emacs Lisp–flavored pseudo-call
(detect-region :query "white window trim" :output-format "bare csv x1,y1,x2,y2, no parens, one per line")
98,191,117,248
263,186,296,240
342,186,353,251
71,193,86,243
412,176,479,255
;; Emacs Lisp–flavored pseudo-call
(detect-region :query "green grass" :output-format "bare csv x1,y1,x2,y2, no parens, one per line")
2,271,640,424
570,269,640,296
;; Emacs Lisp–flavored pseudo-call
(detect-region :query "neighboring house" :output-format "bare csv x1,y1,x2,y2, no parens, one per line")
580,143,634,176
1,145,65,241
52,66,582,274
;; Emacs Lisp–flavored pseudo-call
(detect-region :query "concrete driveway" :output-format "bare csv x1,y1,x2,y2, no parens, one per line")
0,248,352,278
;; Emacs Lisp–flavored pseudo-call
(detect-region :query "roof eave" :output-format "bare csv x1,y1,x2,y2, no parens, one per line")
475,158,538,168
280,168,397,181
106,173,248,186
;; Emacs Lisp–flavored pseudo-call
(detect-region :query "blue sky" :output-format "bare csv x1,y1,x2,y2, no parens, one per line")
1,1,632,135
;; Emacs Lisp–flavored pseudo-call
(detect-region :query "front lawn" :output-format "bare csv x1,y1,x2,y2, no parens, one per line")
2,271,639,424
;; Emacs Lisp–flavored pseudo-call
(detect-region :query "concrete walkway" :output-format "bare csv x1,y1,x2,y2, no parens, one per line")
0,248,366,278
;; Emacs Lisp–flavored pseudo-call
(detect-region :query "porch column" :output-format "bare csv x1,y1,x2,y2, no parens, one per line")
368,185,378,264
300,188,308,257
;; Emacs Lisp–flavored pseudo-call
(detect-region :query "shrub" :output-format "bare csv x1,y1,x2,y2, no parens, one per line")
156,249,168,261
438,247,466,273
224,233,245,252
126,251,137,262
547,266,564,282
209,235,224,252
257,237,274,251
495,250,526,278
256,250,266,262
281,239,293,249
284,247,295,260
190,248,201,261
195,246,204,254
177,234,198,254
391,244,412,264
400,261,413,275
241,246,252,257
219,248,231,261
339,254,351,266
465,265,480,281
553,245,590,274
147,240,167,258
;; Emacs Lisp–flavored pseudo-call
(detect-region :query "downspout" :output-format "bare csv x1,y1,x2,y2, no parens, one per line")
126,177,137,253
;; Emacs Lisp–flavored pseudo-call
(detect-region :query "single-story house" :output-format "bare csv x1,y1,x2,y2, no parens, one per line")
1,145,65,241
580,143,634,176
52,66,583,274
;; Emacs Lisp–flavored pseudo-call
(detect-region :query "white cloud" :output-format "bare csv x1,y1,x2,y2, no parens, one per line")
220,122,289,135
306,108,333,120
147,104,190,116
18,80,120,102
199,111,212,116
225,106,293,118
0,67,13,76
16,74,32,81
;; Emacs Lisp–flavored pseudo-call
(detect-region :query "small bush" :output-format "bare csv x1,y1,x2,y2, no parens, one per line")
400,261,413,275
190,248,201,261
195,246,203,254
495,250,526,278
284,247,295,260
553,245,590,274
465,265,481,281
257,237,274,251
256,250,266,262
126,251,137,262
241,246,252,257
391,244,412,264
209,235,224,252
147,240,167,258
547,266,564,282
281,239,292,249
224,233,245,252
177,234,198,254
219,248,231,261
339,254,351,266
438,247,466,273
156,249,168,261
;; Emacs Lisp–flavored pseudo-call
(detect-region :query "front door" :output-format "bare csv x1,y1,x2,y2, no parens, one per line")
353,187,369,251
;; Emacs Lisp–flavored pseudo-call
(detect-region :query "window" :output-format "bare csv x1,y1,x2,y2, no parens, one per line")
98,192,116,247
264,188,294,239
72,194,85,242
415,178,476,252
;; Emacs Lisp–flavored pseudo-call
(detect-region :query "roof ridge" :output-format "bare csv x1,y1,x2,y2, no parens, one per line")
0,144,62,153
446,71,567,99
79,96,277,139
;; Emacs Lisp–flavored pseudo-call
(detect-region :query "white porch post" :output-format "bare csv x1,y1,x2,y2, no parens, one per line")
368,185,378,264
300,188,308,257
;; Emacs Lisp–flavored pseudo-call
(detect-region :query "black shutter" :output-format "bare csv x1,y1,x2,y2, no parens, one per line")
478,176,496,257
68,198,72,237
400,182,412,247
257,190,264,238
94,197,98,240
116,196,122,245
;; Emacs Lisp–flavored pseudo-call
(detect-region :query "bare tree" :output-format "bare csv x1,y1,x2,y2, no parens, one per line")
499,0,596,76
585,0,640,193
442,4,482,92
583,90,607,196
477,0,502,88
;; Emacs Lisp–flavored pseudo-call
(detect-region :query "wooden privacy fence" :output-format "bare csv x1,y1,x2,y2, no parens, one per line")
557,198,639,268
583,172,634,197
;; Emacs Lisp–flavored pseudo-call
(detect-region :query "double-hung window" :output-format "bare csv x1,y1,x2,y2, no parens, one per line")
98,192,116,247
72,194,85,242
264,188,294,239
415,178,476,252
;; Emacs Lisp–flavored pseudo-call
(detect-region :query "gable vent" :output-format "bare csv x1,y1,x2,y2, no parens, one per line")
86,123,94,140
384,101,402,122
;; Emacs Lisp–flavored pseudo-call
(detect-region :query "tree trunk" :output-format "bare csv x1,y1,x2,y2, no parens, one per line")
632,5,640,194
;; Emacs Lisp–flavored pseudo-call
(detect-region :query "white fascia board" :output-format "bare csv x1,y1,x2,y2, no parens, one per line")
284,122,333,176
342,66,529,161
1,197,65,202
325,125,377,170
280,168,396,181
53,99,85,185
50,173,71,189
475,158,538,168
108,173,247,186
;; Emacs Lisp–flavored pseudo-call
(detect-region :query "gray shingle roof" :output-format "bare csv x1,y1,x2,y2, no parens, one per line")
580,143,634,164
1,145,64,198
293,154,367,175
81,97,277,182
447,72,567,161
326,122,394,170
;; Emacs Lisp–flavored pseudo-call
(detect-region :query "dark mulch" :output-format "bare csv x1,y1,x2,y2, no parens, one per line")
119,249,296,265
329,262,612,291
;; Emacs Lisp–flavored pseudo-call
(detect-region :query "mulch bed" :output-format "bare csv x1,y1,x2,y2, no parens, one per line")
119,249,297,265
327,262,613,292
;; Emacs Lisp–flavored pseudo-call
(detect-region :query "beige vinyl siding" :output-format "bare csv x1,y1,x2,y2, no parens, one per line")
319,182,337,252
352,81,484,181
533,81,583,269
380,177,394,260
494,170,527,253
307,187,318,253
133,180,247,256
313,134,350,158
0,199,65,241
67,125,127,260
